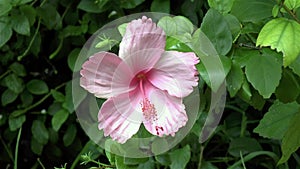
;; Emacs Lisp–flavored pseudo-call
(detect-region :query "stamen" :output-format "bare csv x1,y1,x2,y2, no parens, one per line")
155,126,164,135
141,98,158,123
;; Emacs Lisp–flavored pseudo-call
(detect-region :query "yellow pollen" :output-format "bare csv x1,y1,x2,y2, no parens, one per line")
137,74,146,79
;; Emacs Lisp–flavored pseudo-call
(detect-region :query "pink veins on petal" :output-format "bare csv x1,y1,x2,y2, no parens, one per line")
80,16,199,144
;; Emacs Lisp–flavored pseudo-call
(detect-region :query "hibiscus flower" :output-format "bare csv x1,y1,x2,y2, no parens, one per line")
80,16,199,143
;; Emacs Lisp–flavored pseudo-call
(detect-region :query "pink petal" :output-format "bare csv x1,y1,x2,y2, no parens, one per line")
148,51,199,98
80,52,134,98
98,89,143,143
142,88,188,137
119,16,166,60
123,48,164,75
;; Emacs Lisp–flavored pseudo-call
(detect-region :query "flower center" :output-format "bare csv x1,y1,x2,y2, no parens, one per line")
137,73,164,136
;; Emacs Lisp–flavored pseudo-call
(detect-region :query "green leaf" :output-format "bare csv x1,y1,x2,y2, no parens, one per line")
208,0,234,14
0,0,12,16
63,124,77,146
157,16,194,36
137,160,155,169
31,137,44,155
231,0,275,22
31,120,49,145
124,157,149,165
191,28,226,92
278,109,300,164
120,0,145,9
197,55,232,89
226,62,244,97
77,0,109,13
155,154,171,166
228,137,262,157
224,14,241,41
51,109,69,131
245,51,282,98
118,23,128,37
169,145,191,169
1,89,18,106
4,73,24,94
254,101,300,139
201,9,232,56
151,0,170,13
284,0,300,10
20,90,33,107
173,16,194,35
165,36,193,52
257,18,300,66
115,156,138,169
11,14,30,36
8,114,26,131
67,49,80,72
0,16,12,47
26,79,49,95
51,89,65,102
275,69,300,103
157,16,177,36
62,79,87,113
9,62,26,77
289,54,300,76
37,4,62,30
19,5,36,26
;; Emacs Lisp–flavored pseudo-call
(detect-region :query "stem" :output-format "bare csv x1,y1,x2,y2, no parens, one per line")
11,82,66,117
0,136,14,162
0,70,10,80
18,19,41,61
281,0,300,24
37,158,46,169
14,127,22,169
197,145,205,169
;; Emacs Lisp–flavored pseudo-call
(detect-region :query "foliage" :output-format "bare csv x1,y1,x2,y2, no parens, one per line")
1,0,300,169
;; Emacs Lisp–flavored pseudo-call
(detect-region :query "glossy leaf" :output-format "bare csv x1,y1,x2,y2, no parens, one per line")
254,101,300,139
245,51,282,98
9,62,26,77
77,0,108,13
26,79,49,95
151,0,170,13
289,54,300,77
284,0,300,10
201,9,232,56
169,145,191,169
228,137,262,157
67,48,81,72
51,89,65,102
0,16,12,48
19,5,36,26
231,0,275,22
275,69,300,103
158,16,194,36
257,18,300,66
120,0,145,9
208,0,234,14
279,109,300,164
1,89,18,106
8,114,26,131
31,120,49,145
31,137,44,155
0,0,12,16
63,124,77,146
226,62,244,97
51,109,69,131
4,74,24,94
11,14,30,36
